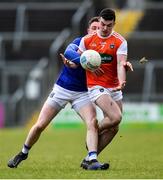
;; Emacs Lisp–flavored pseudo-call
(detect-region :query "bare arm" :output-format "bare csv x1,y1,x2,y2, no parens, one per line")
113,54,127,91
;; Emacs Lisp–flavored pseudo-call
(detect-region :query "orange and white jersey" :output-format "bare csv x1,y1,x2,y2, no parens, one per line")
78,31,128,88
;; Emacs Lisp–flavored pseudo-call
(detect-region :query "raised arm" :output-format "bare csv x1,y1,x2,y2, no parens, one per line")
64,37,81,64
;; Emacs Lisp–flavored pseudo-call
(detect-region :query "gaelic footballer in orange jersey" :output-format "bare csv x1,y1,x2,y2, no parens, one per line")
79,30,127,88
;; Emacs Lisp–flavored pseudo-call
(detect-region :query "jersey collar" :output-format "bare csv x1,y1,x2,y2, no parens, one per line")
97,30,114,39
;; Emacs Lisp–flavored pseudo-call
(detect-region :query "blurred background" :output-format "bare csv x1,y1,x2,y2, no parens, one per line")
0,0,163,128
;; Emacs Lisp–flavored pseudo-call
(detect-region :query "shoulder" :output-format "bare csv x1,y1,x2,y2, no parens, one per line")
83,32,97,40
82,33,97,46
72,37,82,46
112,31,126,43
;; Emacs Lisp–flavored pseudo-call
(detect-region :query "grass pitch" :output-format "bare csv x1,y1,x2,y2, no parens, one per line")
0,123,163,179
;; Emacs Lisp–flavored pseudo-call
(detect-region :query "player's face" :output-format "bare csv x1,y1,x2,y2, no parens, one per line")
99,17,115,37
87,21,99,35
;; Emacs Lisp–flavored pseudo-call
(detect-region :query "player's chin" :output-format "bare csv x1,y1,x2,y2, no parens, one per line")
102,31,110,37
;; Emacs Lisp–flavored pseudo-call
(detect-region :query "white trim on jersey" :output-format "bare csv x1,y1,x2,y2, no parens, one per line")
78,37,86,53
116,40,128,55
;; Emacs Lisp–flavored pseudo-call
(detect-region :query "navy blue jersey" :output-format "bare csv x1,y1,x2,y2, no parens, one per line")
56,37,87,92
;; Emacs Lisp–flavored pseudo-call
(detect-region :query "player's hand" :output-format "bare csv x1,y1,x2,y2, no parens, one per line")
92,67,104,76
123,61,134,72
60,53,78,69
112,80,126,92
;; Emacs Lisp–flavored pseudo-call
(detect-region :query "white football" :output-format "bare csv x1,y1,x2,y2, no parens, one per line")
80,50,101,71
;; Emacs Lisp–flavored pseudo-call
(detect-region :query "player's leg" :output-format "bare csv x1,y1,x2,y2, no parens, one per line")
72,93,109,170
7,85,66,168
78,103,109,170
78,102,98,154
97,99,123,154
89,86,122,131
98,123,119,154
115,99,123,112
7,101,61,168
95,94,122,131
24,102,61,148
24,85,71,149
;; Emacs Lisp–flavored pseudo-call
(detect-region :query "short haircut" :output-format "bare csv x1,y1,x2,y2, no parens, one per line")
88,16,99,27
99,8,116,21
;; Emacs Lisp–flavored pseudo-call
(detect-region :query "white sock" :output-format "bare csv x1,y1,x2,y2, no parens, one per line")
22,144,30,154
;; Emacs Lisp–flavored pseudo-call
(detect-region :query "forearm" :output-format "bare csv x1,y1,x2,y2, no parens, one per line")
117,54,127,84
64,44,80,64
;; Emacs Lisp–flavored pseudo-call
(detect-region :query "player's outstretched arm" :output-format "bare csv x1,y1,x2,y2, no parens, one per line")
64,38,82,64
113,54,127,91
60,53,78,68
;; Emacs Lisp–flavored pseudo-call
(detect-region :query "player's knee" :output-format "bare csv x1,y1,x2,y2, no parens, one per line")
113,111,122,125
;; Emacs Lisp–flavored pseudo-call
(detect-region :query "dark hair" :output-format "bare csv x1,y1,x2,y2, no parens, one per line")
88,16,99,27
99,8,116,21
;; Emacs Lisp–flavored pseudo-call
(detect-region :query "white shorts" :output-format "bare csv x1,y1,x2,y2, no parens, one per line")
88,85,123,102
46,84,91,112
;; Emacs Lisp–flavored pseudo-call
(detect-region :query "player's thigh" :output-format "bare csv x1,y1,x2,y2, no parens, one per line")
36,85,70,128
78,102,96,124
108,88,123,112
95,94,121,119
116,100,123,112
36,101,61,128
72,92,96,123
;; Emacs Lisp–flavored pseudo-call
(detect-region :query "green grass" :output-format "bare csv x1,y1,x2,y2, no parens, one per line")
0,123,163,179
